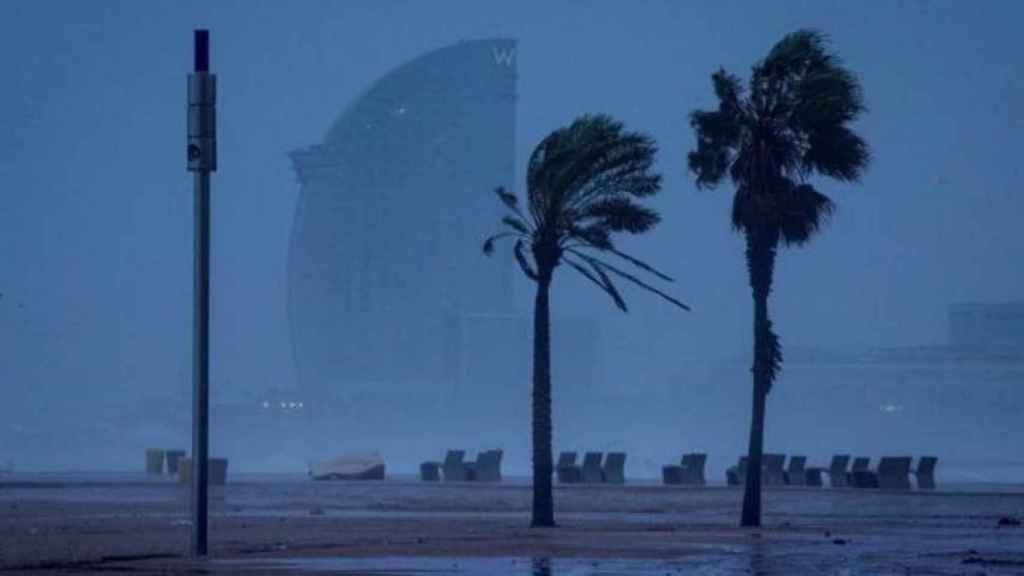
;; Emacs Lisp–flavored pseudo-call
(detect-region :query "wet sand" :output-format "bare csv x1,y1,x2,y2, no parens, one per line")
1,473,1023,574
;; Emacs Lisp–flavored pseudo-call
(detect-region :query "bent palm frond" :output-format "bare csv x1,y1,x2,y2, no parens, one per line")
486,114,688,313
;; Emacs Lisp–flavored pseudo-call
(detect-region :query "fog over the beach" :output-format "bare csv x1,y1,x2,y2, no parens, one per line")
1,1,1022,479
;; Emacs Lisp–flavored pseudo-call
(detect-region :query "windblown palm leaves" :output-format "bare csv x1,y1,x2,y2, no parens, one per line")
689,29,868,247
484,114,687,528
687,29,870,527
485,114,689,311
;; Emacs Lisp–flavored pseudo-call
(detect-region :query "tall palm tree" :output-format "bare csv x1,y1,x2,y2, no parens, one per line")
485,114,689,527
687,30,870,527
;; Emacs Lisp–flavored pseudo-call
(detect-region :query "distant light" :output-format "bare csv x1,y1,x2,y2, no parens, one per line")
280,402,286,408
261,401,269,409
394,107,407,116
289,402,297,409
298,402,304,408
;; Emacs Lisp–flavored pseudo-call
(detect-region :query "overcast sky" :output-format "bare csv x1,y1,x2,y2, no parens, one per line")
1,0,1021,413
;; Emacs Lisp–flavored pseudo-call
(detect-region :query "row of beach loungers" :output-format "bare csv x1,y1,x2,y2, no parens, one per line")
415,449,937,489
555,451,627,484
142,448,229,485
420,449,504,482
662,453,708,485
418,450,629,484
725,454,938,490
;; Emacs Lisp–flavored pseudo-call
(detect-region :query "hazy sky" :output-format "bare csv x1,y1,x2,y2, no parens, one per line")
1,0,1021,411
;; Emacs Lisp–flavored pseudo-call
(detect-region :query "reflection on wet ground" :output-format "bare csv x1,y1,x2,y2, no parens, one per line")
215,556,723,575
3,473,1024,574
210,549,1024,576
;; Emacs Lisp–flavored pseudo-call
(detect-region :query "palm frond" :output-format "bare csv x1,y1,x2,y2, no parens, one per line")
730,185,755,234
502,215,531,235
688,69,748,190
605,247,675,283
564,257,628,312
758,29,833,83
486,114,687,313
495,185,519,209
688,117,743,189
712,68,746,110
514,239,539,281
494,186,534,225
483,232,520,256
567,224,613,251
565,132,661,205
778,183,835,246
581,197,661,234
689,28,869,252
570,250,690,311
531,115,661,222
793,64,864,127
802,124,870,182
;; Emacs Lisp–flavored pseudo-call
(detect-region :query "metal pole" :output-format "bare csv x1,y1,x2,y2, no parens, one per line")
192,170,210,557
187,29,215,558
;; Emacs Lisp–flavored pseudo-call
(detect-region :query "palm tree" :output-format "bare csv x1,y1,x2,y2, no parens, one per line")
687,30,870,527
484,114,689,527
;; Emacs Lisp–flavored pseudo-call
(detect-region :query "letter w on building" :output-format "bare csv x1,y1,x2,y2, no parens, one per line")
492,46,516,67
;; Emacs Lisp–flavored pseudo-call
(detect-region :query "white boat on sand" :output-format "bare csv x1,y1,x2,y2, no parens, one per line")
309,454,385,481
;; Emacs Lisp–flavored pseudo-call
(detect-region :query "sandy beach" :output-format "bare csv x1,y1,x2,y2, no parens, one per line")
1,472,1023,574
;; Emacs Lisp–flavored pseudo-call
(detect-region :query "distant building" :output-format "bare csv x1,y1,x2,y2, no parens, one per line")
287,39,604,405
948,301,1024,350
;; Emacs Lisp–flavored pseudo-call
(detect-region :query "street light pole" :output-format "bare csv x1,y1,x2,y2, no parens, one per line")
187,29,216,558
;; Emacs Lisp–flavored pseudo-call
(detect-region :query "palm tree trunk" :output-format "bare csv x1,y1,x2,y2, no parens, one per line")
741,233,777,528
531,271,555,527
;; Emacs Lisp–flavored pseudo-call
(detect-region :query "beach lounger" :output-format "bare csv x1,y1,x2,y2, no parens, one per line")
178,458,190,484
662,461,682,485
804,463,825,487
681,453,708,485
814,454,851,488
849,457,877,488
726,457,748,486
876,456,912,490
420,461,441,482
491,449,504,481
145,449,165,475
581,452,604,483
442,450,469,482
663,453,707,486
913,456,938,490
603,452,627,484
464,458,478,481
785,455,808,486
762,454,787,486
727,455,783,486
165,450,186,476
556,451,581,484
474,449,503,482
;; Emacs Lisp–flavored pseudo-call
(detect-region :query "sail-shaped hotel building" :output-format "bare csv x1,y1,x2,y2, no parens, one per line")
287,39,526,404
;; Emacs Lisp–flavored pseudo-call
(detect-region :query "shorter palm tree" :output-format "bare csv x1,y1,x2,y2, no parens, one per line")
485,114,689,527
